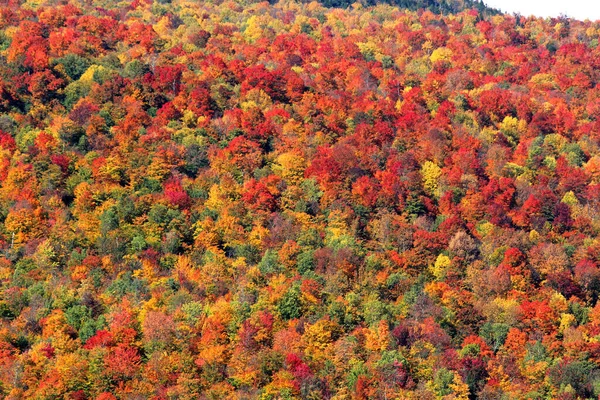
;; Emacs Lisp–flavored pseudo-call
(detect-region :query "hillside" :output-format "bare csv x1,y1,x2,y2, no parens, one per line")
319,0,499,15
1,0,600,398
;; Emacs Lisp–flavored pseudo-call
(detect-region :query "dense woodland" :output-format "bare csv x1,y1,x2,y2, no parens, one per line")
316,0,497,15
1,0,600,398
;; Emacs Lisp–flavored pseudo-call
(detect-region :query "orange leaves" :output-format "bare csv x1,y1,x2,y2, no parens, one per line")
104,345,141,379
3,1,600,398
141,311,175,347
352,176,380,208
301,319,341,365
7,21,48,70
4,205,46,244
196,318,229,367
518,300,557,334
209,137,263,176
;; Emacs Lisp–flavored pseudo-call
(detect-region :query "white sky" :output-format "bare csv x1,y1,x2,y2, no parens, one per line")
483,0,600,21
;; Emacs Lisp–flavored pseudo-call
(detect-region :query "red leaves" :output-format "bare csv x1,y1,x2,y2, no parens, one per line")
286,353,312,383
3,2,600,398
240,64,277,98
104,344,141,378
152,65,184,94
96,393,117,400
26,70,64,101
8,21,49,70
50,154,70,173
242,177,279,213
40,343,55,358
477,88,514,121
83,330,114,349
0,131,16,153
186,83,214,118
305,146,342,186
164,179,191,209
518,300,555,333
69,100,100,126
352,176,380,208
574,259,600,289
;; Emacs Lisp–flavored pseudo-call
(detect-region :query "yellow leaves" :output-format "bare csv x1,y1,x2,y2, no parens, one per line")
430,254,451,281
553,22,564,34
267,273,289,304
406,56,431,77
54,352,88,389
302,319,340,363
153,15,172,38
71,264,88,282
476,221,495,238
4,206,45,244
325,209,354,249
290,14,313,34
589,302,600,328
205,297,230,323
448,371,471,400
281,119,307,146
357,41,382,61
529,73,558,90
47,115,71,139
175,254,203,287
33,239,58,270
559,313,577,335
408,340,437,381
486,361,514,394
430,47,453,63
133,258,158,282
98,155,125,183
395,98,404,112
549,292,568,314
146,155,171,182
41,310,79,354
79,64,109,84
543,133,566,153
421,160,442,198
0,259,11,281
498,115,526,145
193,217,219,247
273,152,305,185
244,15,264,42
586,27,599,38
529,229,540,243
197,344,228,366
261,371,297,400
181,110,197,128
520,359,549,383
584,156,600,184
75,202,101,243
278,240,300,270
248,223,269,249
215,212,244,246
15,127,43,151
240,88,272,111
227,350,259,388
364,320,390,352
204,183,229,212
561,191,580,210
482,297,519,325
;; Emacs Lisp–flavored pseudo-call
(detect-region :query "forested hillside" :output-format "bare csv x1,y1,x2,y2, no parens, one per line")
1,0,600,398
318,0,498,15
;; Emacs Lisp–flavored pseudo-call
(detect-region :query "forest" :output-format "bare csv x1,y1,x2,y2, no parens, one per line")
1,0,600,398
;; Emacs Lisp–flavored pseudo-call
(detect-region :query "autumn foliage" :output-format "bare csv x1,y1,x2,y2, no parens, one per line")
1,0,600,398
